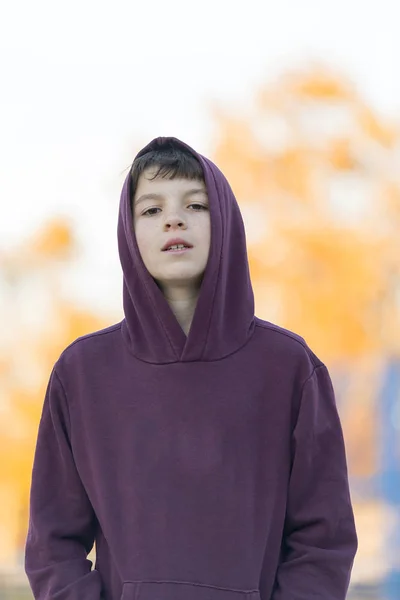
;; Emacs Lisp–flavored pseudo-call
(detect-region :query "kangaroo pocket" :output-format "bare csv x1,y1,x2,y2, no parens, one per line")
120,581,261,600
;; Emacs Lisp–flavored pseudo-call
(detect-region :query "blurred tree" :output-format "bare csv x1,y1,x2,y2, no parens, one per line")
212,64,400,363
0,218,113,567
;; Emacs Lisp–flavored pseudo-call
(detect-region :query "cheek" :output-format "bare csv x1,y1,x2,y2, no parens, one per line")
134,221,154,261
198,214,211,250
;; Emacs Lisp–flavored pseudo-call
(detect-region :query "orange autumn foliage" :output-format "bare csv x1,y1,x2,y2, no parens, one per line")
0,219,112,562
211,64,400,363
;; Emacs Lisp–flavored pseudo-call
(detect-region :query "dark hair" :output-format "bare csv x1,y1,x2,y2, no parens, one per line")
129,139,204,207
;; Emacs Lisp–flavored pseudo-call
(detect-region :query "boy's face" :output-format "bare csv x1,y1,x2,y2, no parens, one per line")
132,167,211,293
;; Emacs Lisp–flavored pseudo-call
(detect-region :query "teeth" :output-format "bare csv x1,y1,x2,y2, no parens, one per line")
167,244,188,250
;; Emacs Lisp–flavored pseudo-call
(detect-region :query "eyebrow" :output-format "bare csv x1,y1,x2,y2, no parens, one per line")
134,188,208,206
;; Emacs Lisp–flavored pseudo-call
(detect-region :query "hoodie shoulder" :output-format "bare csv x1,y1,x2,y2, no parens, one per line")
54,321,123,374
254,316,323,372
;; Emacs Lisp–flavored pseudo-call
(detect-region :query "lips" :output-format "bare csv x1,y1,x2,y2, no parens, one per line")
161,238,193,251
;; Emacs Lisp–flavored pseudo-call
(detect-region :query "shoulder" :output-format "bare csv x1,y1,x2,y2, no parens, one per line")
254,316,324,375
54,320,123,375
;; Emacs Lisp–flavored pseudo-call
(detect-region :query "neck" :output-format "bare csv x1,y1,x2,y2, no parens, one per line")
159,283,201,336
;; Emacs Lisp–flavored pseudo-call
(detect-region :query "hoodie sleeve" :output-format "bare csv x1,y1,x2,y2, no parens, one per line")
25,366,103,600
268,363,358,600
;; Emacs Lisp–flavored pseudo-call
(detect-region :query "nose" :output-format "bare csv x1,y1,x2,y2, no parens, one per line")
164,213,187,231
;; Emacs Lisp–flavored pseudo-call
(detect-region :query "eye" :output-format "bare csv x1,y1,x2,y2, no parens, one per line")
188,203,208,211
142,207,161,217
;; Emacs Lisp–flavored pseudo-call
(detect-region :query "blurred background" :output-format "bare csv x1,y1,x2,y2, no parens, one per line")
1,1,399,598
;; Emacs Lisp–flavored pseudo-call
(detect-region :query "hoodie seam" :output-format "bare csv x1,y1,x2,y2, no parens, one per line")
255,320,320,369
52,367,72,431
122,580,259,594
122,320,256,364
57,322,123,357
201,163,225,360
298,364,318,400
135,262,180,361
57,320,255,365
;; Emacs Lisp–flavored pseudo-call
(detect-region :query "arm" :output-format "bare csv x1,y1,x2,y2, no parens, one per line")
265,364,358,600
25,366,102,600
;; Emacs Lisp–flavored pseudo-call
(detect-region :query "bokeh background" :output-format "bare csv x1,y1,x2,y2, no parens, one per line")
1,1,400,598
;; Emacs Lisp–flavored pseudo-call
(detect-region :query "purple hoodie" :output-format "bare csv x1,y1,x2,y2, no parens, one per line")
25,137,358,600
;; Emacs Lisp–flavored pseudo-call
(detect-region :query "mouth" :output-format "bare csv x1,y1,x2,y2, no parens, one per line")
162,244,193,255
161,239,193,252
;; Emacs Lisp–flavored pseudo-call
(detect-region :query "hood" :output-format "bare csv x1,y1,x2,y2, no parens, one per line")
117,136,255,363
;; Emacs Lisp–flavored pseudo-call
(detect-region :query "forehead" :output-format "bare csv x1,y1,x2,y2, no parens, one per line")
134,168,207,198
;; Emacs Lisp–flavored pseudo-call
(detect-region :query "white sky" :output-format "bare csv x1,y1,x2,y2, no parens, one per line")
1,0,399,316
